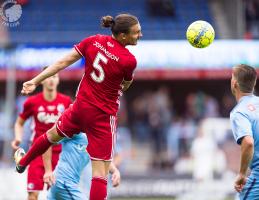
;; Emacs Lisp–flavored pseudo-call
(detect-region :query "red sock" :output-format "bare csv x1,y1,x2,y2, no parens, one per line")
19,133,52,167
89,177,108,200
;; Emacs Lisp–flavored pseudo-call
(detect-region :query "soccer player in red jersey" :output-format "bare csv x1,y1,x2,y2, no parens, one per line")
14,13,142,200
11,71,72,200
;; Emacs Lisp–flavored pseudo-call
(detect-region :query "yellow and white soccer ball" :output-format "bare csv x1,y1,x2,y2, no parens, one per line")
186,20,215,48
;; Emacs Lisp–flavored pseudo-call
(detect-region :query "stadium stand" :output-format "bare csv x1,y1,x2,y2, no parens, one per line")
8,0,214,44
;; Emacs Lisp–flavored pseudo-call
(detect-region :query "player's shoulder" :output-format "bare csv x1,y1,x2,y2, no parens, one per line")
238,95,258,111
230,101,253,120
92,34,114,45
95,34,107,39
230,102,245,116
121,45,136,58
122,46,137,65
121,52,136,69
79,34,107,50
127,53,137,64
251,95,259,102
230,107,238,120
82,34,104,42
78,34,100,46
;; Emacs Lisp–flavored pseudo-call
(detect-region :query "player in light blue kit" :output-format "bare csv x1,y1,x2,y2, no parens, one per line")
44,133,121,200
230,64,259,200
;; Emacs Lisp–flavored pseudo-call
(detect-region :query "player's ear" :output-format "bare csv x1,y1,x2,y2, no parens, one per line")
234,80,239,89
121,33,127,40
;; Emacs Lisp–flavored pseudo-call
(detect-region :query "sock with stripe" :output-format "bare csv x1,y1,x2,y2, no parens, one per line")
19,133,52,167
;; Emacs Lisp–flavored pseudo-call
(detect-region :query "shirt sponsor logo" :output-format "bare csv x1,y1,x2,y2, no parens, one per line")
75,144,87,151
37,112,60,124
47,105,56,111
38,106,44,111
247,104,256,111
93,41,119,62
57,104,65,113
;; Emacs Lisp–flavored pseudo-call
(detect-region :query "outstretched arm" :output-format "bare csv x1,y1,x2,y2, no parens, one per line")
21,48,82,95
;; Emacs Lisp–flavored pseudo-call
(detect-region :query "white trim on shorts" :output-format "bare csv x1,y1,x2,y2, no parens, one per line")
27,183,48,192
27,189,43,192
90,156,112,162
110,116,116,159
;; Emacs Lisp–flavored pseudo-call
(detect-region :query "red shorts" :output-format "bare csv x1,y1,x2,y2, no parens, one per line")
56,100,117,161
27,146,60,191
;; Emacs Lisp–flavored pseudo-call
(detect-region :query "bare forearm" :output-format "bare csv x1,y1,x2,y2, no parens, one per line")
32,62,64,85
31,49,81,85
14,123,23,141
42,147,52,172
240,139,254,175
14,117,25,141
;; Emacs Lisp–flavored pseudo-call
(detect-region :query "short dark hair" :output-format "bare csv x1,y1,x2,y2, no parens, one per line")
101,14,139,36
233,64,257,93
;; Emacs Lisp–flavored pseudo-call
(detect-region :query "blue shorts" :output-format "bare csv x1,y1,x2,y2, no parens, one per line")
239,175,259,200
47,180,86,200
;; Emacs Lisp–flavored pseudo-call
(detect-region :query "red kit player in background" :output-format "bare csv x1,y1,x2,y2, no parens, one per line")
11,71,71,200
14,13,142,200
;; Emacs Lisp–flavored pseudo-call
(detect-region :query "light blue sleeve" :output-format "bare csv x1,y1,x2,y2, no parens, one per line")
230,111,253,145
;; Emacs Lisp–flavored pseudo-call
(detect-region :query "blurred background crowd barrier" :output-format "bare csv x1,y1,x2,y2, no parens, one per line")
0,0,259,199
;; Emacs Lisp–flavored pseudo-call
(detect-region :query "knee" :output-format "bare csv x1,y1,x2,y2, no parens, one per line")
92,166,107,177
92,161,110,177
92,171,107,177
28,192,38,200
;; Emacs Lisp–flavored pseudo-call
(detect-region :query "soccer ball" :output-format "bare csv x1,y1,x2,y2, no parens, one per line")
186,20,215,48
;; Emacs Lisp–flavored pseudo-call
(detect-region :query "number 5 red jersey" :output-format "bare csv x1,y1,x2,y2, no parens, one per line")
74,34,137,115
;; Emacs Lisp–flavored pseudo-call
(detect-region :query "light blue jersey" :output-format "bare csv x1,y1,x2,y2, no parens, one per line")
230,95,259,200
48,133,91,200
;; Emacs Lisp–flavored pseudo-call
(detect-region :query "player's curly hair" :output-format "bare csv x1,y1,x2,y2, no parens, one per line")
233,64,257,93
101,13,139,36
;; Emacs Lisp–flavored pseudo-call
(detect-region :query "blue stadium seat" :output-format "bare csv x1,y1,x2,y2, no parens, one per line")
8,0,214,44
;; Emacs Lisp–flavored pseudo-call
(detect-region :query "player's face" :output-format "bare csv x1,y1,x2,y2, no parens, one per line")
125,23,142,45
42,74,59,91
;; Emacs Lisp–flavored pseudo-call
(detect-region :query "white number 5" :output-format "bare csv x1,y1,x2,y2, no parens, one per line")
91,52,107,83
